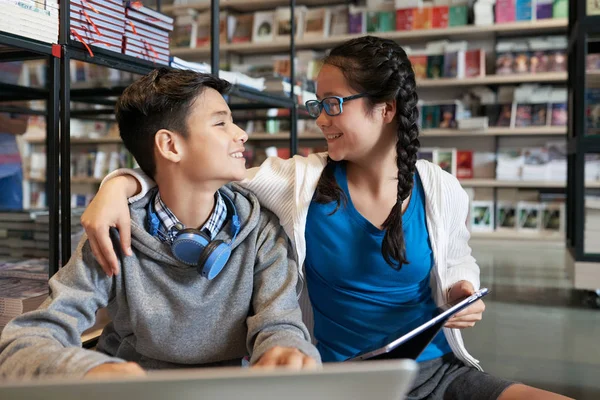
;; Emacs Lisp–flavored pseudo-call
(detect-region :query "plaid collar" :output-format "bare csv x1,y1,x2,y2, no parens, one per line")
153,190,227,243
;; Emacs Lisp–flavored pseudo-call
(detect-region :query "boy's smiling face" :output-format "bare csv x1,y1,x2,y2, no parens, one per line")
173,87,248,186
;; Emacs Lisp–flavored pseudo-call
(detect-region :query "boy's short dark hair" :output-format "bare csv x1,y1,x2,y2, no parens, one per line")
115,68,232,178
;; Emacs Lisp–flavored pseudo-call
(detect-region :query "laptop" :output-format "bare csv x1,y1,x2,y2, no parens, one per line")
348,288,489,361
0,359,418,400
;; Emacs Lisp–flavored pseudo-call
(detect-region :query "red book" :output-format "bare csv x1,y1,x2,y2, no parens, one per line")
457,151,473,179
396,9,413,31
465,49,485,78
432,6,448,29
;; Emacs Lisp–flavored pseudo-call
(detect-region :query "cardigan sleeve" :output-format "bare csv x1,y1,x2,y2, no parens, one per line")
440,174,481,293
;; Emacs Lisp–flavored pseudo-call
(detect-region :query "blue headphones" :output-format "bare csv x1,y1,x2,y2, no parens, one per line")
146,192,241,280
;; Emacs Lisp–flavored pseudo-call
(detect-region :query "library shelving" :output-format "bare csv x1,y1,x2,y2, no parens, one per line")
170,18,568,58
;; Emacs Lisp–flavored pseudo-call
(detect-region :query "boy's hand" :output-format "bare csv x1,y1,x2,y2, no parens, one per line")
444,280,485,329
85,362,146,378
253,346,318,370
81,175,139,277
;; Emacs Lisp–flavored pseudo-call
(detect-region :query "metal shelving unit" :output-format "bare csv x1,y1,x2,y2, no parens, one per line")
0,31,60,275
566,0,600,294
1,0,300,276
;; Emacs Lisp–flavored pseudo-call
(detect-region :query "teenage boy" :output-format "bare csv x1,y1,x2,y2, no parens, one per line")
0,68,320,379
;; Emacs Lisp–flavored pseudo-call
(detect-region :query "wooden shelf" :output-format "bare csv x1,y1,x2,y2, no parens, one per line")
459,179,600,188
421,126,567,137
170,19,568,58
26,137,123,145
163,0,344,13
248,132,323,140
417,72,567,88
471,231,564,242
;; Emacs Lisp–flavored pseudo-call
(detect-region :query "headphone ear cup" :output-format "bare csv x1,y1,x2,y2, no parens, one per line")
197,240,231,280
171,229,210,266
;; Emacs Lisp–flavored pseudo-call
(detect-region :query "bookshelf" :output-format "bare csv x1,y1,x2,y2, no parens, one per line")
162,0,346,13
459,180,600,189
470,231,563,243
170,19,568,58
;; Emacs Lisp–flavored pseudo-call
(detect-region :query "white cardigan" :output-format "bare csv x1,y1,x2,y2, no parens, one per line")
109,152,482,369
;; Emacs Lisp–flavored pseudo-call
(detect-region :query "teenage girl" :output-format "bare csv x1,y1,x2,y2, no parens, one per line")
80,36,571,400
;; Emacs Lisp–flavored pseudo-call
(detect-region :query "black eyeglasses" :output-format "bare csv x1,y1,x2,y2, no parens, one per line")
304,93,366,119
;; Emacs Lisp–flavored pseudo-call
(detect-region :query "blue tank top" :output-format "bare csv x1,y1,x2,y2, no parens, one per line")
305,162,452,362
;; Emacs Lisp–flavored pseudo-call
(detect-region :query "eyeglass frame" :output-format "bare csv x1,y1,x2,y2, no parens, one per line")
304,93,367,118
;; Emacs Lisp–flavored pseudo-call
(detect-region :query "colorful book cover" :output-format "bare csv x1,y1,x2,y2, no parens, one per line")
448,5,468,26
443,52,458,78
396,8,413,30
422,105,441,129
536,0,553,19
551,103,567,126
231,14,253,43
378,10,395,32
366,11,379,32
471,201,494,232
348,6,365,33
495,0,516,23
515,104,533,127
531,103,549,126
457,151,473,179
496,202,517,230
409,55,428,79
412,7,432,29
435,148,457,176
439,104,457,128
465,49,485,77
515,0,533,21
432,6,448,28
426,54,444,79
554,0,568,18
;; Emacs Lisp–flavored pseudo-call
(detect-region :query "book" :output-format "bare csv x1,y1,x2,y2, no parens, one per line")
303,7,330,39
126,1,173,25
409,55,428,79
456,150,473,179
515,104,533,127
465,49,485,77
348,6,366,34
252,11,275,42
496,202,517,231
541,203,564,233
434,148,457,176
421,105,441,129
517,202,541,232
366,10,379,32
426,54,444,79
230,14,253,43
378,10,395,31
439,103,458,128
413,6,432,29
432,6,448,28
275,6,305,40
536,0,553,19
515,0,533,21
329,5,348,36
172,13,196,49
495,0,516,23
531,103,549,126
471,201,494,232
396,8,414,30
551,103,567,126
449,3,468,26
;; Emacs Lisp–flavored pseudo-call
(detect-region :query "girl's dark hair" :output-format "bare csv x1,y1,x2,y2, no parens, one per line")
314,36,421,270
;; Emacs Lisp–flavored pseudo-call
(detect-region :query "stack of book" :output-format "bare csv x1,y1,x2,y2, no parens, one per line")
0,211,48,259
0,258,49,332
0,0,58,43
70,0,126,54
123,1,172,65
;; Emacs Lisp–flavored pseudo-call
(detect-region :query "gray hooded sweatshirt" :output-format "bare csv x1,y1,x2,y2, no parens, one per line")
0,184,320,380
